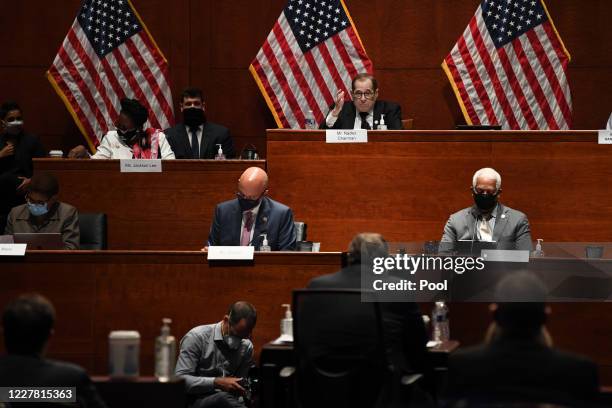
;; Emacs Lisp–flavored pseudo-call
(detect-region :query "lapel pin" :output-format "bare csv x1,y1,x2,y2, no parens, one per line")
501,214,506,219
262,216,268,223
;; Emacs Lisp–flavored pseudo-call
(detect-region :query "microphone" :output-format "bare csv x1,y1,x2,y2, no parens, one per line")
470,215,479,256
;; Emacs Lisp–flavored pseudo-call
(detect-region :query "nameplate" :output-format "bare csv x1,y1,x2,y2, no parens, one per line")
120,159,162,173
326,129,368,143
481,249,530,263
207,246,255,260
598,130,612,144
0,244,27,256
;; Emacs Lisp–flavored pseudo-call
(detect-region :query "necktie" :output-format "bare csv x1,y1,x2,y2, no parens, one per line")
240,211,254,246
478,216,493,242
359,112,371,130
190,127,200,159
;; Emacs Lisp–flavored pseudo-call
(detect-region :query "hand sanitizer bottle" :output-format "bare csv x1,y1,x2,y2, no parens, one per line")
280,304,293,341
154,318,176,382
259,234,271,252
378,114,387,130
532,239,545,257
215,144,226,160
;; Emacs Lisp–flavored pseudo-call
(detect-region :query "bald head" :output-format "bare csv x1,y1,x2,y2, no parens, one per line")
238,167,269,199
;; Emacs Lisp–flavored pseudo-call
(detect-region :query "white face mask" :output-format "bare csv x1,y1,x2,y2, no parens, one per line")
223,334,242,350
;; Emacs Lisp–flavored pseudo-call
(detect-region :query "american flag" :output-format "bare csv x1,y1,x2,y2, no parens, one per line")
47,0,174,150
442,0,572,130
250,0,373,129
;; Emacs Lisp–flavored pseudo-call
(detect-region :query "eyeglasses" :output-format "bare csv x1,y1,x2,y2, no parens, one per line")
352,90,376,100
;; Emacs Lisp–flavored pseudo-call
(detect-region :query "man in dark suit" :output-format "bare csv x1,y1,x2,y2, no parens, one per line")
0,294,107,407
207,167,296,250
165,87,235,159
0,101,46,233
439,167,532,254
319,73,403,130
447,272,599,406
307,233,431,390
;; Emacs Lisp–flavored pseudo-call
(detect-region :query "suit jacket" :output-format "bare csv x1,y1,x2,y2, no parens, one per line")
307,266,430,378
439,203,532,253
0,354,107,407
447,338,599,405
164,122,235,159
319,100,403,130
207,196,296,251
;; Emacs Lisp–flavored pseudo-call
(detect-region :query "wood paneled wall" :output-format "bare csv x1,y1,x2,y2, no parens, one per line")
0,1,610,156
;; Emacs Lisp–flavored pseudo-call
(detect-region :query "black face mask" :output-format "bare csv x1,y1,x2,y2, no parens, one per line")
473,192,498,211
118,128,138,145
183,108,205,128
238,197,261,212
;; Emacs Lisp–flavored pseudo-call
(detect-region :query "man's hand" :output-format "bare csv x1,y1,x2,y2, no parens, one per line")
68,145,89,158
0,144,15,158
331,90,345,116
214,377,246,396
17,177,31,192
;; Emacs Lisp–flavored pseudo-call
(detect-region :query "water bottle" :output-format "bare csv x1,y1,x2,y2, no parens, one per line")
155,318,176,382
304,110,317,130
431,301,450,342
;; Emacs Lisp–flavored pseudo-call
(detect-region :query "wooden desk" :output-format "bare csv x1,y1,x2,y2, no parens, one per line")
0,251,340,375
3,251,612,383
92,376,185,408
267,130,612,251
33,159,265,250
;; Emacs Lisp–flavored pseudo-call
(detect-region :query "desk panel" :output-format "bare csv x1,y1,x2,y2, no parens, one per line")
267,130,612,251
33,159,265,250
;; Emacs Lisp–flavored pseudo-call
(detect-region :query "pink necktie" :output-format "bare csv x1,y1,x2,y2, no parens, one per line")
240,211,254,246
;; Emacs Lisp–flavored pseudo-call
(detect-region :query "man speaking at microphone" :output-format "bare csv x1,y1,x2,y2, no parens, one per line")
439,167,532,253
207,167,296,250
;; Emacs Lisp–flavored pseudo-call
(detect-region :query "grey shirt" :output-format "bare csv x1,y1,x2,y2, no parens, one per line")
175,322,253,395
4,202,80,249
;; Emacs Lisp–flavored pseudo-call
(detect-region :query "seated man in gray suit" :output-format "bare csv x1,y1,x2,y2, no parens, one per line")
207,167,296,251
439,167,532,253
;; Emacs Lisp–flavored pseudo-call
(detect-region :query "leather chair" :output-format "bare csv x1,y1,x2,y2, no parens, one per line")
79,213,107,250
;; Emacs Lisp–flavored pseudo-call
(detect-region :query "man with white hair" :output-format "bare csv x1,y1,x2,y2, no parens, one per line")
439,168,532,253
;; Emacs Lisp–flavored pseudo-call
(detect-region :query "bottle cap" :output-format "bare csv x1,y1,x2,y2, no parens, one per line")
282,304,292,319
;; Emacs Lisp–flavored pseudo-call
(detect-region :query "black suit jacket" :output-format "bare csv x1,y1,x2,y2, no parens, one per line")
447,338,600,405
319,100,403,130
0,354,107,407
307,266,430,378
207,196,297,250
164,122,235,159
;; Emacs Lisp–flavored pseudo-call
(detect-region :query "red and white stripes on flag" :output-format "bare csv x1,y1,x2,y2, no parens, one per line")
442,0,572,130
250,0,373,129
47,0,174,151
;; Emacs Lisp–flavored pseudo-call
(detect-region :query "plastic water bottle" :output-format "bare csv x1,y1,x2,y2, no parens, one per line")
431,301,450,342
304,110,317,130
155,318,176,382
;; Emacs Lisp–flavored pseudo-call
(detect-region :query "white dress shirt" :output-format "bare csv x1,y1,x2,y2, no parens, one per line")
325,108,374,129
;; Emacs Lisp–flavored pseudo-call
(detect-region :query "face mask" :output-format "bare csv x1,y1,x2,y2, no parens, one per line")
223,334,242,350
183,108,205,128
4,120,24,135
238,197,261,212
117,128,138,145
473,191,498,211
28,202,49,217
